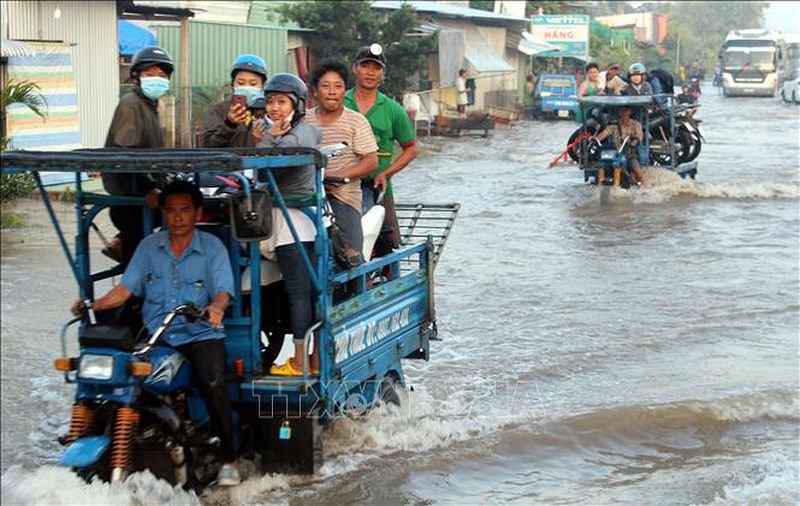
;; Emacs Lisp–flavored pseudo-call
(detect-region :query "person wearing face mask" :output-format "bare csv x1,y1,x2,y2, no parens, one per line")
202,53,268,148
101,45,174,265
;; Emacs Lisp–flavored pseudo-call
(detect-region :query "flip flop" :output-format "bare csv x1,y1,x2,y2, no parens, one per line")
269,359,319,376
269,359,303,376
101,246,122,263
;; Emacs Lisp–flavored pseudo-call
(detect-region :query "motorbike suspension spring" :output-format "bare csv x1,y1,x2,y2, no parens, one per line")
64,402,94,445
109,407,140,474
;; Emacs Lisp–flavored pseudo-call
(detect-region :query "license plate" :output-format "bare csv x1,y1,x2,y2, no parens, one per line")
557,110,569,118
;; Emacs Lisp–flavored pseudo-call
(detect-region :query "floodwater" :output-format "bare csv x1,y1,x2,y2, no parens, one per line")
2,88,799,505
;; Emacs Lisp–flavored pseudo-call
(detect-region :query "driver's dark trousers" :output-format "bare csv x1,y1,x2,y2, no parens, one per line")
176,339,236,462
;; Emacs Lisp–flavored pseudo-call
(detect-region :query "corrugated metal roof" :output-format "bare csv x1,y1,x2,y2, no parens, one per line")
156,20,289,90
372,0,528,23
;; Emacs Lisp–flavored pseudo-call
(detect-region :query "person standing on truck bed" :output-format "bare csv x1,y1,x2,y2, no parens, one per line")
101,46,174,265
306,58,378,268
202,54,268,148
344,43,418,259
257,73,323,377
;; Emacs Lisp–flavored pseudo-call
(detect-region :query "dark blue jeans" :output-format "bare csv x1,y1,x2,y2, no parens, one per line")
275,242,316,345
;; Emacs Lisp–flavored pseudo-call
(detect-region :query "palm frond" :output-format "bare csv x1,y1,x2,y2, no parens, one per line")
1,79,49,119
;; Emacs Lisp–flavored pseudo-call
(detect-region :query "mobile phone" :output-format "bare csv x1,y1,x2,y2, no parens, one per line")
231,94,247,109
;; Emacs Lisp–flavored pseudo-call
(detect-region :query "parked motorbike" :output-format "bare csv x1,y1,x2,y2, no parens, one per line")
57,303,229,489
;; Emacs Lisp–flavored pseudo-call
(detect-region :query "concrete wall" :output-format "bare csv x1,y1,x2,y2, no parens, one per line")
5,0,119,148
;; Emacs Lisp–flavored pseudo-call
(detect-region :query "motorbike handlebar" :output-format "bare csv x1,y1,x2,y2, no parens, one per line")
134,303,207,356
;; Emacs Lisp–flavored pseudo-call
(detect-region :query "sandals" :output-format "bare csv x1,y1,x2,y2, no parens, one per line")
269,359,319,376
101,245,122,263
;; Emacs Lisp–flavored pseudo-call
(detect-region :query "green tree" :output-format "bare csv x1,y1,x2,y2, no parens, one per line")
278,0,435,100
1,79,48,203
659,1,767,74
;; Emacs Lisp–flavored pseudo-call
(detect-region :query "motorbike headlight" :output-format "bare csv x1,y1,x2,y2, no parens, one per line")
78,354,115,380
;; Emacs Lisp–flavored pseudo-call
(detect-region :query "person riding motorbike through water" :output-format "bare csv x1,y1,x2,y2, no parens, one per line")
592,106,645,186
255,73,323,376
598,63,628,95
677,84,696,105
202,54,268,148
625,63,653,96
576,62,603,123
102,46,174,265
71,180,241,486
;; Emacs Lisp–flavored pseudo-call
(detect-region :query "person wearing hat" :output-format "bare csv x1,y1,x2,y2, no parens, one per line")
102,45,175,264
344,43,418,259
202,53,268,148
598,63,628,95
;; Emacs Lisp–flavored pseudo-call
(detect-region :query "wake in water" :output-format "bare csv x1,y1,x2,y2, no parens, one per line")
571,167,800,207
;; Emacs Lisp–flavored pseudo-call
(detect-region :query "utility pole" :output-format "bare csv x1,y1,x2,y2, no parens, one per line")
179,17,191,148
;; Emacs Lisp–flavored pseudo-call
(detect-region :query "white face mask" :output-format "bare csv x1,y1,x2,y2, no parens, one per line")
265,111,294,128
233,86,264,107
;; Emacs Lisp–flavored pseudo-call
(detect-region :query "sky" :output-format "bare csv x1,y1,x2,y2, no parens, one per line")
763,1,800,34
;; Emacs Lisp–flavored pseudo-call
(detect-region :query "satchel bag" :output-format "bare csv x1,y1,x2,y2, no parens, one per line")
229,189,273,242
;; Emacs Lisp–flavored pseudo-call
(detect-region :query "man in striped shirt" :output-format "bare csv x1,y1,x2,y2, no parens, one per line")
306,58,378,267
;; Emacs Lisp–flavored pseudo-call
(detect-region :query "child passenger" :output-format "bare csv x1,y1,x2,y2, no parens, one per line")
257,73,322,376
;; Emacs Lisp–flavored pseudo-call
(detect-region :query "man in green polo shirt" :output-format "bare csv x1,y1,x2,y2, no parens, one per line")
344,43,418,257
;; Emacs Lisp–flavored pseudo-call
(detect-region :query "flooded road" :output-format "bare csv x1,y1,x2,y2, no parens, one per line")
2,89,799,504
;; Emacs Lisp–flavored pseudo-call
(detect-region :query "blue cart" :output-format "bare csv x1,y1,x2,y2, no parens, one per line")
565,95,700,187
0,147,459,487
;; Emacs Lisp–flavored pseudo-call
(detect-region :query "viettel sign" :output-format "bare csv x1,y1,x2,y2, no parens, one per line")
531,15,589,59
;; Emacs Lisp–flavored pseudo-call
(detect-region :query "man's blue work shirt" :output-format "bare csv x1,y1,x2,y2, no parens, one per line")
121,229,234,346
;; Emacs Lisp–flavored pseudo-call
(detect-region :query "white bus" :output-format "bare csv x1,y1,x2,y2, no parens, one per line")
781,34,800,103
719,29,786,97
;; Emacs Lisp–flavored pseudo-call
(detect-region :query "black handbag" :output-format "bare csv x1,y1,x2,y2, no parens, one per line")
229,189,272,242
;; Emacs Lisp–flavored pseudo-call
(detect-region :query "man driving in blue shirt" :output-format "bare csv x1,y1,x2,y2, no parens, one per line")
70,180,240,486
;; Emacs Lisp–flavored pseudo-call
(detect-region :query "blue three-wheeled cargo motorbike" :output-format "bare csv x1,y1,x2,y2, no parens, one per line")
0,147,459,489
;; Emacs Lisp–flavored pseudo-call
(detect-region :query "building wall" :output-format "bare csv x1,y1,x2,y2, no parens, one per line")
5,0,119,148
429,18,520,111
596,13,659,45
156,21,288,90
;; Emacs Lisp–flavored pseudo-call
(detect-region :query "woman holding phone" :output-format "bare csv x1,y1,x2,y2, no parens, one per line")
202,53,268,148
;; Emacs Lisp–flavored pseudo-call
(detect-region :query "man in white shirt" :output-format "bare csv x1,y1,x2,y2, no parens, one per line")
456,68,468,117
598,63,628,95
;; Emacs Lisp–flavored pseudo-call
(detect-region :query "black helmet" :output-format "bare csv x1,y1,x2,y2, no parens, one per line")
230,53,268,83
354,43,387,68
264,73,308,113
131,46,174,77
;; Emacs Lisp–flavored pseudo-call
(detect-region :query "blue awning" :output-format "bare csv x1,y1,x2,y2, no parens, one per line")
118,20,157,56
